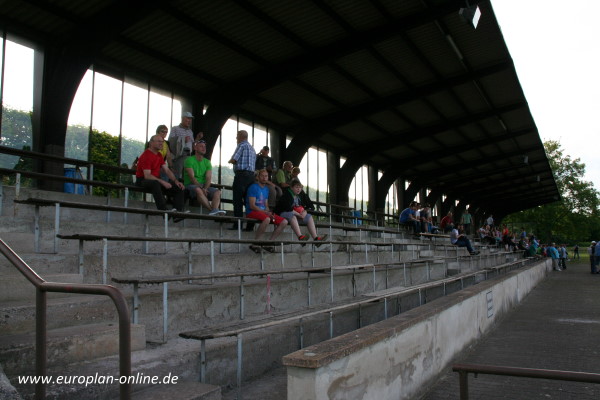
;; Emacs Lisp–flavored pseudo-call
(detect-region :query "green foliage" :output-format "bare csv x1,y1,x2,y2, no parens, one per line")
504,140,600,243
2,108,147,195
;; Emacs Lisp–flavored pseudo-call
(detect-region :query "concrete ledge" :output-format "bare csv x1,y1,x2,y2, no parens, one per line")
283,259,551,400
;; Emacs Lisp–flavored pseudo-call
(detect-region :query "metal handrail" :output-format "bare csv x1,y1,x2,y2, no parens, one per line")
453,363,600,400
0,238,131,400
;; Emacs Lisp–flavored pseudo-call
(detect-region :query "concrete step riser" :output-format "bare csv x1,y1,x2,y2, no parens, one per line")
0,262,449,339
0,273,83,302
1,323,146,375
0,249,406,285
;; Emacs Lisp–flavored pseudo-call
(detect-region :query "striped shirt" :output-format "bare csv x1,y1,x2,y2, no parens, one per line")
231,140,256,172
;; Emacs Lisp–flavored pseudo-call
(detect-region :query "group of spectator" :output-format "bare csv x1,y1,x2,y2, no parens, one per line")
134,112,326,252
399,202,479,256
134,112,223,222
228,129,326,252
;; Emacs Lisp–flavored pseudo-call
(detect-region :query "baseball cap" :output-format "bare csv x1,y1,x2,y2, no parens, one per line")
182,111,194,118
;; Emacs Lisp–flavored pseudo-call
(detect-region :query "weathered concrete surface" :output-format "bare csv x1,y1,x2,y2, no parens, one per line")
283,259,550,400
0,363,21,400
422,259,600,400
0,323,145,375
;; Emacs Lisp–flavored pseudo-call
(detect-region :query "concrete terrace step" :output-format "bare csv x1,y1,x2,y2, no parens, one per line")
0,322,146,375
0,273,83,302
9,337,207,400
132,381,221,400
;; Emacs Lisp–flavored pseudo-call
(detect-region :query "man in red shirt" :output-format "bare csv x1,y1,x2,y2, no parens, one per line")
135,134,186,215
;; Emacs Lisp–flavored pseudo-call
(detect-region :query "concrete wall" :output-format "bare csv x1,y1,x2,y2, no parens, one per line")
283,259,551,400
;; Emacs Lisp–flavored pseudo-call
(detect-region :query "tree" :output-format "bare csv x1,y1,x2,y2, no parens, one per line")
503,140,600,243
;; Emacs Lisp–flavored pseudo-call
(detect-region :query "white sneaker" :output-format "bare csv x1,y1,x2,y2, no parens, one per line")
209,209,224,216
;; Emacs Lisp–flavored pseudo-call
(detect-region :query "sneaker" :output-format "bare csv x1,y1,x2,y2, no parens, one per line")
298,235,309,247
173,210,190,223
217,209,226,215
469,251,480,256
314,234,328,248
209,209,221,216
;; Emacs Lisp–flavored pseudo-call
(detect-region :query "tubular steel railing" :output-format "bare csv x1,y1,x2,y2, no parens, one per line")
453,363,600,400
0,238,131,400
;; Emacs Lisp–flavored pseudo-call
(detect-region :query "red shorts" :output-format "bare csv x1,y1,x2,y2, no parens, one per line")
247,210,286,225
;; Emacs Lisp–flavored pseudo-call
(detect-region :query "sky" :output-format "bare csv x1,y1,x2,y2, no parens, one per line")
2,1,599,190
491,0,600,187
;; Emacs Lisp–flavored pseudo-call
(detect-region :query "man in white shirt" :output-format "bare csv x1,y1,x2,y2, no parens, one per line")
450,224,479,256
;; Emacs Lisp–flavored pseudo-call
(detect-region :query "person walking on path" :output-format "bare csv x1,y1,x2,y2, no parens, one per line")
547,243,561,271
573,244,580,260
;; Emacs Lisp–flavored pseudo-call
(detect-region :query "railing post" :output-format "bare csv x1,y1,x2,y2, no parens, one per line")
34,205,40,253
36,288,47,400
15,172,21,198
163,282,168,343
237,334,243,400
123,187,129,224
458,370,469,400
54,203,60,253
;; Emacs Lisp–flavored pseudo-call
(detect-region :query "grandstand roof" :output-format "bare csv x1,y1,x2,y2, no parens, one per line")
0,0,560,215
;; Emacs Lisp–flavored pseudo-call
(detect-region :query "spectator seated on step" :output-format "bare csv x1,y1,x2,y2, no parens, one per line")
439,211,455,233
478,225,496,246
255,145,281,209
135,134,186,218
274,179,327,246
450,224,479,256
184,140,226,216
419,203,435,233
246,169,288,253
399,201,420,234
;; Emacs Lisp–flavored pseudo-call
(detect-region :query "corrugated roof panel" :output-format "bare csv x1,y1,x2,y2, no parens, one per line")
396,100,438,126
324,1,387,31
336,49,406,97
250,0,348,47
320,134,355,150
335,121,387,143
450,82,490,114
425,91,467,119
176,0,305,64
2,1,73,36
122,14,260,82
298,66,370,106
54,0,112,18
366,110,412,132
376,0,426,19
478,70,526,108
240,100,298,127
443,5,510,69
407,23,464,77
102,43,212,92
374,37,436,86
260,82,338,119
